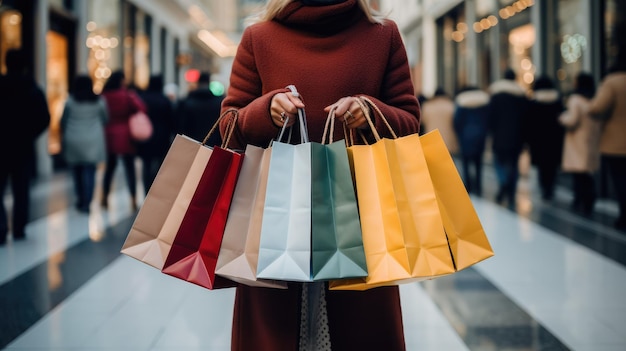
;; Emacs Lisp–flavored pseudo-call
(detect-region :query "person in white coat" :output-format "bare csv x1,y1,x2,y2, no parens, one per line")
421,87,459,155
559,73,601,215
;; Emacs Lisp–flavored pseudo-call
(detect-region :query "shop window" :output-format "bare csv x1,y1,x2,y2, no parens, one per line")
46,31,68,156
48,0,74,11
604,0,626,72
86,0,121,93
133,12,151,90
508,24,535,88
437,4,465,95
556,0,587,93
0,8,22,74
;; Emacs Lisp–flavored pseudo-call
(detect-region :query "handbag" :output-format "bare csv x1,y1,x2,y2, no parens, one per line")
129,111,153,142
160,110,243,290
256,104,313,282
420,129,494,270
215,143,287,289
330,97,456,290
310,108,367,280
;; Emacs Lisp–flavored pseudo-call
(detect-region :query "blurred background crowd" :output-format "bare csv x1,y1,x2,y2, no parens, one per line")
0,0,625,244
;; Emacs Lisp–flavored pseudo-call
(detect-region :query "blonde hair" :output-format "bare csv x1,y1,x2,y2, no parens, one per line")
247,0,383,25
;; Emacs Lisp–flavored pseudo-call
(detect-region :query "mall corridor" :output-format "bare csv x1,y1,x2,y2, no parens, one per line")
0,160,625,351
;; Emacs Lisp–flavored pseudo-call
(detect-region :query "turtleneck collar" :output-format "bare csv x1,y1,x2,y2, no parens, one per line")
274,0,364,36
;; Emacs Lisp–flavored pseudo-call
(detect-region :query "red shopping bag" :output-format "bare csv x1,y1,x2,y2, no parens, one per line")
161,112,244,290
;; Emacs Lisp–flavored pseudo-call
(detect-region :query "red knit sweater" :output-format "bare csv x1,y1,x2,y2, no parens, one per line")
220,0,420,149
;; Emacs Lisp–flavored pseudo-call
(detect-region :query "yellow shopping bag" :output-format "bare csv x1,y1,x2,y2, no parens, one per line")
330,98,456,290
420,129,494,270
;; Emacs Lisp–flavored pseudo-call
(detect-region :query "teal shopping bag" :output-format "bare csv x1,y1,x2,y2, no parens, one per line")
310,137,368,280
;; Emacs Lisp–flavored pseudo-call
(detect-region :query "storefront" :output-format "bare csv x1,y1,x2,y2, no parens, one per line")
601,0,625,74
47,1,77,158
0,4,22,74
436,2,466,95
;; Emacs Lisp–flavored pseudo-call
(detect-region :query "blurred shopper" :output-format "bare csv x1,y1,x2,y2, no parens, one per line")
60,75,109,213
487,69,530,210
559,73,601,215
219,0,420,349
589,59,626,230
0,49,50,245
100,71,147,211
176,72,224,146
164,83,179,106
420,87,458,154
454,86,490,196
527,76,565,201
137,75,175,194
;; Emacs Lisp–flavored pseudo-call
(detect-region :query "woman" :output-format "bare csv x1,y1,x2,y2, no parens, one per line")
559,73,601,215
100,71,147,210
421,87,458,154
454,86,490,196
219,0,419,350
60,75,108,213
526,75,565,201
589,58,626,230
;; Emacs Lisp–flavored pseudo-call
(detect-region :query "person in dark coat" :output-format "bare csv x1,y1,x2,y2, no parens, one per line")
100,71,147,211
527,75,565,201
136,75,175,194
0,49,50,245
60,75,109,213
454,86,490,196
487,69,530,210
176,72,224,146
219,0,420,350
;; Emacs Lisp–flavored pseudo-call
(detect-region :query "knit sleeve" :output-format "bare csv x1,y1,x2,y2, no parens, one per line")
220,26,285,149
559,96,581,130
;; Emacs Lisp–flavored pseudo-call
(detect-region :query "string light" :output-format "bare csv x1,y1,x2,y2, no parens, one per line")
85,22,119,92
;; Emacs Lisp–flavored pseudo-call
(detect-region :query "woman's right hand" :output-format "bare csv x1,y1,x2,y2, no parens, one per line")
270,91,305,127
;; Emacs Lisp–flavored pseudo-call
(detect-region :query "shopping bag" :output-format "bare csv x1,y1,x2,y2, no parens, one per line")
330,97,456,290
420,129,494,269
121,134,213,269
161,110,243,290
215,144,287,289
310,109,367,280
256,102,313,282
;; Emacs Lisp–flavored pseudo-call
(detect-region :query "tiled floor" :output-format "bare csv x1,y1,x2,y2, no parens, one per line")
1,160,625,350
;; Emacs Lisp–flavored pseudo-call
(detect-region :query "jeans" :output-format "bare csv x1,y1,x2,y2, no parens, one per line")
493,154,520,209
72,164,97,211
461,154,483,196
102,153,137,200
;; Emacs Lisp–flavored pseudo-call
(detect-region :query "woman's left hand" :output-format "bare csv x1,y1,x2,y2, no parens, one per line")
324,96,368,129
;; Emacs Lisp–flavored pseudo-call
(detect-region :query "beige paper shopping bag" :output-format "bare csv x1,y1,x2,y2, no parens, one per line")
216,144,286,288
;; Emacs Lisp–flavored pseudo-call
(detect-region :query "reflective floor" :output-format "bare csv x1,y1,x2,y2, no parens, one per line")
1,160,625,351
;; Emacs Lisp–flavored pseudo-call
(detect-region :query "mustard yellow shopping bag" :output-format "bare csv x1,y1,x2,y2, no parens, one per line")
420,129,494,270
330,98,456,290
